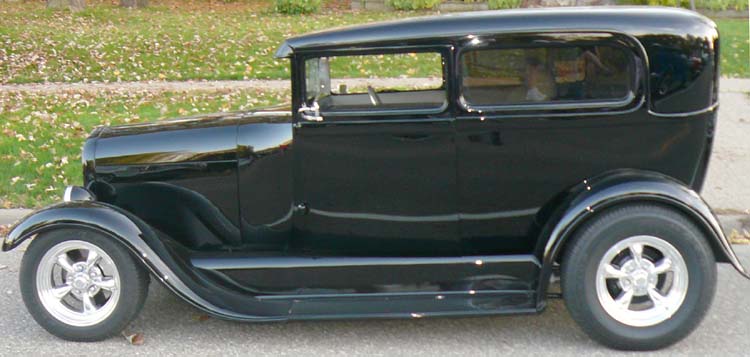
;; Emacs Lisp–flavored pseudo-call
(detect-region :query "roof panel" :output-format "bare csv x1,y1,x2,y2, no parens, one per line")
275,7,715,58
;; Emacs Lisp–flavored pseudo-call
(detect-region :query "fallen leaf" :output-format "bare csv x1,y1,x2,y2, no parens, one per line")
729,229,750,245
194,314,211,322
123,332,145,346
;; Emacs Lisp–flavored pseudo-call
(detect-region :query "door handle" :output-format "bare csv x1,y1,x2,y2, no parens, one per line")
298,103,323,122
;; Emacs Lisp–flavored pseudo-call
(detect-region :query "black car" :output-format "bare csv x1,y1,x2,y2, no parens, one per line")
3,6,745,350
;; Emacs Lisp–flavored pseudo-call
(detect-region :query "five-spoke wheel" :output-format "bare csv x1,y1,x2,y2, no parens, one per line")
595,235,688,327
20,228,149,341
36,240,121,326
562,204,716,350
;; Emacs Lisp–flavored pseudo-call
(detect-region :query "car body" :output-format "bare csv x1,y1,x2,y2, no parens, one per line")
3,6,747,350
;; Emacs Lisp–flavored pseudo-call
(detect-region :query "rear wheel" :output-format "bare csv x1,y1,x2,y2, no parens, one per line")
561,203,716,350
20,228,149,341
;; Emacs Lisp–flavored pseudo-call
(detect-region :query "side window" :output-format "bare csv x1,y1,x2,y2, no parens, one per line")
304,52,446,114
460,44,634,108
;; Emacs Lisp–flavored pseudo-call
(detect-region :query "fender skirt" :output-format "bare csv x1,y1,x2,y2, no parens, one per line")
1,200,289,321
536,170,750,307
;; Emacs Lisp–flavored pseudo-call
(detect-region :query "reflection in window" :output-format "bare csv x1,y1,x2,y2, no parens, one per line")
460,45,634,107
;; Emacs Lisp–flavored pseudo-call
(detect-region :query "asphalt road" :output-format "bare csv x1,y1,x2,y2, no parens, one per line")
0,81,749,355
0,241,749,356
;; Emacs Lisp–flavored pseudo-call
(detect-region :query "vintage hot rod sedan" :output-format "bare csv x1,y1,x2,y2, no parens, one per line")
2,6,745,350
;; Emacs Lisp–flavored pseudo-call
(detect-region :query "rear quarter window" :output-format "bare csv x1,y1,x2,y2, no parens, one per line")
460,43,635,109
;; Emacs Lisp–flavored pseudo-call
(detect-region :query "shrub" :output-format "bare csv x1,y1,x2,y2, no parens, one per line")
274,0,321,14
488,0,522,9
387,0,441,10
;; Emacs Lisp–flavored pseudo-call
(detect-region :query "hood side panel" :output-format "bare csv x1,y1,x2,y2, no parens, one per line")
91,114,242,250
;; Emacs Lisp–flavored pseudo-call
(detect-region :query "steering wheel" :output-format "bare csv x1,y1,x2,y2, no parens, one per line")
367,85,382,107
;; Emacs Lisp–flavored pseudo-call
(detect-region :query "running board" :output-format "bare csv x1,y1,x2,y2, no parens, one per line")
190,254,542,298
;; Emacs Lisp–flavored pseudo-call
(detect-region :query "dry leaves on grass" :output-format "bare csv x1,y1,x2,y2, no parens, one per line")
0,88,287,208
0,1,418,84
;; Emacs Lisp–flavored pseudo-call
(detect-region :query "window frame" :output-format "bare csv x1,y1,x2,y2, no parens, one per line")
298,45,453,119
456,32,643,114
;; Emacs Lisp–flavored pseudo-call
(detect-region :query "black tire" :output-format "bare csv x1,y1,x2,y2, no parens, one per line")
20,228,149,341
561,203,716,351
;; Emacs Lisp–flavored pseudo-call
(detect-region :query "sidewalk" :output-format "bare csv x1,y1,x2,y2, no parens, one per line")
0,78,440,94
2,77,744,95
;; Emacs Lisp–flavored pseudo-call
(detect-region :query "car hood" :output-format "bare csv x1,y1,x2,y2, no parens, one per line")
94,103,291,139
86,104,292,168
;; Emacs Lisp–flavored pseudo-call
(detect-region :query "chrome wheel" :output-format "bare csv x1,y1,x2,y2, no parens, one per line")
36,240,120,327
595,235,688,327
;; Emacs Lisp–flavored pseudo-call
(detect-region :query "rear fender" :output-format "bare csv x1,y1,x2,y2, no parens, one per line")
535,169,750,307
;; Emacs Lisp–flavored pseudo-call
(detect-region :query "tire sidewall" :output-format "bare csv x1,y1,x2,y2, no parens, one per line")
20,228,147,341
564,205,717,349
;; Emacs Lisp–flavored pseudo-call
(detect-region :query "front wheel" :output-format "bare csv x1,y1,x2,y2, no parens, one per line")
20,228,149,341
561,203,717,350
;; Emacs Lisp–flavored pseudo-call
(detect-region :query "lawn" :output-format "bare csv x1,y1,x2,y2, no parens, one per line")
0,1,425,84
718,19,750,78
0,88,288,208
0,1,747,84
0,1,748,208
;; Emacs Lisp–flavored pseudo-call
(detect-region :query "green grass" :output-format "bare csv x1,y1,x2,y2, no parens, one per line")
0,1,421,84
2,2,744,82
718,19,750,78
0,2,748,208
0,89,288,208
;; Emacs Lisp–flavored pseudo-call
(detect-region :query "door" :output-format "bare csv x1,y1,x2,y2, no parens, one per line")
291,50,459,258
293,119,457,257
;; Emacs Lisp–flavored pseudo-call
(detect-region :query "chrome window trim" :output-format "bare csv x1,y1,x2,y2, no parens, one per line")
648,102,720,118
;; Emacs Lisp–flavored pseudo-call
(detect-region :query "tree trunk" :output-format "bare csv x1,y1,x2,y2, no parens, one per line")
47,0,85,11
120,0,148,8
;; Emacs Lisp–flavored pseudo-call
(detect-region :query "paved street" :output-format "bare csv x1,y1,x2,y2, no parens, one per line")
1,241,750,356
0,79,749,355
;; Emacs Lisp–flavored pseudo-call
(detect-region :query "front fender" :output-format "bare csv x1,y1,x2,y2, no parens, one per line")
4,201,148,252
536,169,750,306
2,200,286,321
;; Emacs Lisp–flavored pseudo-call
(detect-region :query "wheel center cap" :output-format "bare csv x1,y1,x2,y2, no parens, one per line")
72,274,90,290
631,270,653,295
